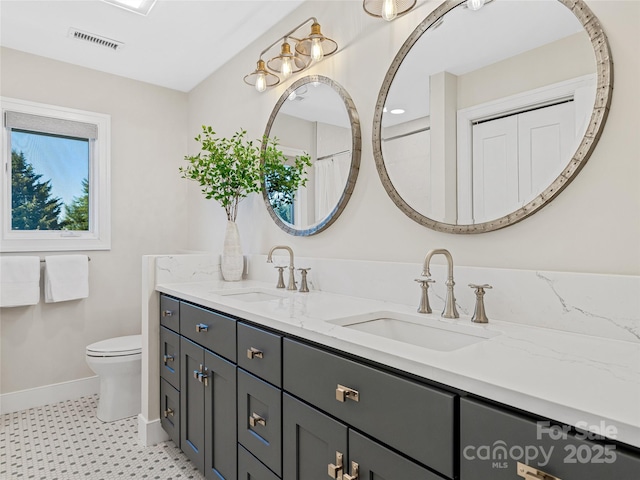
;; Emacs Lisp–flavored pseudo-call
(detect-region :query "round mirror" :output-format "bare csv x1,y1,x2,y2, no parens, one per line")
263,75,361,236
373,0,612,233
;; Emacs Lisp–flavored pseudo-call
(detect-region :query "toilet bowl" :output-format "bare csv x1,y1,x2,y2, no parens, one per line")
86,334,142,422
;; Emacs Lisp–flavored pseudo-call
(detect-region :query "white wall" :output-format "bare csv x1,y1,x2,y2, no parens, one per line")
0,48,188,395
186,0,639,276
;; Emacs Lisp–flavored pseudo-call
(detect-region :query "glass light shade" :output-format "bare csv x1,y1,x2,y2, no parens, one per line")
267,41,308,77
362,0,416,20
243,59,280,92
295,22,338,60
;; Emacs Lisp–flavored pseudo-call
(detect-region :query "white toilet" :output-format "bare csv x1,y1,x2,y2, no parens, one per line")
86,334,142,422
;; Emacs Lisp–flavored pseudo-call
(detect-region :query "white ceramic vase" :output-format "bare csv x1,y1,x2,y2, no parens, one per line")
221,220,243,281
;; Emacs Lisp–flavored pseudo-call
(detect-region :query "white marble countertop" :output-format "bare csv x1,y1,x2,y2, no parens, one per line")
156,279,640,449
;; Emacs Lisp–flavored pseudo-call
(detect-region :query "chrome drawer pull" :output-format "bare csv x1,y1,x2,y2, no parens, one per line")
336,384,359,403
343,461,359,480
247,347,264,359
163,408,174,418
517,462,561,480
249,412,267,427
195,323,209,332
163,354,175,365
162,310,173,317
328,451,344,480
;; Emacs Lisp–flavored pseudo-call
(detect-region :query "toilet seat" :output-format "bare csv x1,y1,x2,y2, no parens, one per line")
86,334,141,357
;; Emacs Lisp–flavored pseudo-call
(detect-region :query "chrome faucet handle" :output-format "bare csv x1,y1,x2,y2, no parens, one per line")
274,266,286,289
415,277,436,314
298,268,311,293
469,284,492,323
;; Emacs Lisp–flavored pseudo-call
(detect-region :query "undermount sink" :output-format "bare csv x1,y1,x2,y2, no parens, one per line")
328,311,500,352
213,287,289,303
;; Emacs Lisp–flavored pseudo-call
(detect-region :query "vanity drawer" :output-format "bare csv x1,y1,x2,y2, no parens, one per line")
283,339,456,478
237,369,282,476
180,302,236,361
160,295,180,332
460,397,640,480
238,445,280,480
160,378,180,447
160,326,180,390
237,323,282,387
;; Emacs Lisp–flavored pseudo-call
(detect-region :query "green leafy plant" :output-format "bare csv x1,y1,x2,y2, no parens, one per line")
180,126,311,222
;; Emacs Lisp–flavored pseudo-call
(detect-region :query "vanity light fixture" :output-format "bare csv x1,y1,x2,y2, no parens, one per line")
363,0,417,21
244,60,280,93
243,17,338,92
267,40,308,80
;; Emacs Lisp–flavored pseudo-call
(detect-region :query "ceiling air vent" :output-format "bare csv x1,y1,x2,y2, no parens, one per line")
68,28,124,51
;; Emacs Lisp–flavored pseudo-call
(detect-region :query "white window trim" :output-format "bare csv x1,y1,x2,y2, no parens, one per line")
1,97,111,252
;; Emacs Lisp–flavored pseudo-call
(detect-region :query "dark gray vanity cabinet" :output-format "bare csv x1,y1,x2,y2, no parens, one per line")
238,445,280,480
282,393,348,480
180,337,237,480
237,369,282,476
160,294,640,480
282,393,441,480
160,295,180,332
283,338,456,478
460,397,640,480
160,378,180,447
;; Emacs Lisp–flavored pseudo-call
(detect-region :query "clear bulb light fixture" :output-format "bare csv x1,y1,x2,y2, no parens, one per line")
363,0,416,21
244,18,338,91
281,56,293,79
467,0,486,11
310,38,324,62
255,72,267,92
382,0,398,21
243,59,279,93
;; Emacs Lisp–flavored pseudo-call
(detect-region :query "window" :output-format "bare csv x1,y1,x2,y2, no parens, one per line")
1,97,111,252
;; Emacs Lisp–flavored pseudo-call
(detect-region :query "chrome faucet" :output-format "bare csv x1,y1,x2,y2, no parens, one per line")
421,249,459,319
266,245,297,291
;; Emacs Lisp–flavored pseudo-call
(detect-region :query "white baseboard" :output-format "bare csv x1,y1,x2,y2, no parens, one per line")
138,413,169,446
0,376,100,415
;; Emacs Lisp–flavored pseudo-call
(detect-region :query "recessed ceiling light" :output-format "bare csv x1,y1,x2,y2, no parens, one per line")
102,0,157,16
390,108,405,115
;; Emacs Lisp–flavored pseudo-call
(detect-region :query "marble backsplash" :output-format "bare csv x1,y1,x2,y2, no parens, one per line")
152,253,640,343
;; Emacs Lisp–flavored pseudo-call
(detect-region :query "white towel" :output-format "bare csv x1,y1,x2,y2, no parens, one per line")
44,255,89,303
0,256,41,307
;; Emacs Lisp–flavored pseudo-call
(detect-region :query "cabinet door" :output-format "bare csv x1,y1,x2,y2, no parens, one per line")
460,397,640,480
203,349,237,480
180,338,205,472
237,369,282,476
238,445,280,480
237,322,282,387
284,339,455,477
349,430,442,480
160,326,180,390
180,302,236,361
160,295,180,332
160,378,180,448
283,393,347,480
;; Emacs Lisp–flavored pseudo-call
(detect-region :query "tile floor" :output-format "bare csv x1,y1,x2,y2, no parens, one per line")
0,395,204,480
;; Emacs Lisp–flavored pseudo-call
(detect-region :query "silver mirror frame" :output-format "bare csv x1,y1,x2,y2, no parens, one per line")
262,75,361,236
372,0,612,234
